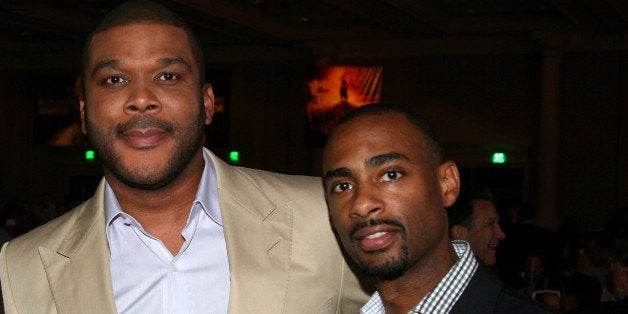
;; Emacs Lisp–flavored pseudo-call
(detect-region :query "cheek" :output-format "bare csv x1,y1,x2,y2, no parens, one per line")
162,93,201,118
326,194,349,215
85,91,124,117
491,226,499,237
483,229,495,243
328,210,346,231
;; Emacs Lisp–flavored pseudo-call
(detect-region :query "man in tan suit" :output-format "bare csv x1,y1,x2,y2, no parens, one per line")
0,1,368,313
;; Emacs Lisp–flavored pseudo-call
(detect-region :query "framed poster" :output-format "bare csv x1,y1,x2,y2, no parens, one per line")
34,73,87,147
305,66,382,146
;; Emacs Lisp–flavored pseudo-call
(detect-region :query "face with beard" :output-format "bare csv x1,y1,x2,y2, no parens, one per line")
80,23,214,190
84,108,205,189
323,112,460,282
350,219,409,280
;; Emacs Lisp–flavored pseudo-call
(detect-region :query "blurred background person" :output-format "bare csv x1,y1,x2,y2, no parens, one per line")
447,187,506,266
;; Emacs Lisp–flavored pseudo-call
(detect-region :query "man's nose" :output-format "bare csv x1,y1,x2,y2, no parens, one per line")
349,184,384,218
124,82,161,114
495,224,506,240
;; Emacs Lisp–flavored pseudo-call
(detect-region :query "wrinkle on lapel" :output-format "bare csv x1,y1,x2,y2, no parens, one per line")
39,180,117,314
208,150,295,313
222,188,295,313
56,180,106,258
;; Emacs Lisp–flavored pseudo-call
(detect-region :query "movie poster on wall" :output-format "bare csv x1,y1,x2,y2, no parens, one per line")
305,66,383,146
34,73,88,147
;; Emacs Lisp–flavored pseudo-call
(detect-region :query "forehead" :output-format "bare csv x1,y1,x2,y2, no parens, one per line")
323,113,430,170
87,23,193,63
472,200,498,218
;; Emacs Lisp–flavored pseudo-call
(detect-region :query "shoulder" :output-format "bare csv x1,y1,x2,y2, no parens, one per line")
231,167,327,221
215,160,324,206
207,148,323,194
5,210,75,250
455,263,551,313
494,285,552,313
1,198,99,261
236,166,322,194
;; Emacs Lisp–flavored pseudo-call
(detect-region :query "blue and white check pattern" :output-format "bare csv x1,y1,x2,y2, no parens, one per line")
360,240,478,314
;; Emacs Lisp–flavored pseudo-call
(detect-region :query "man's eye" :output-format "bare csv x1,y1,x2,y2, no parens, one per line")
331,182,353,193
156,73,179,81
103,76,127,85
381,170,402,182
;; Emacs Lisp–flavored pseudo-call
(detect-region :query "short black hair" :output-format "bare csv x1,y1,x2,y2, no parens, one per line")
447,187,495,230
333,102,444,164
81,0,205,87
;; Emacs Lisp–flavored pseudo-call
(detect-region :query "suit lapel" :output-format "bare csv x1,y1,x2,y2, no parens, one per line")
451,263,501,313
38,151,295,313
39,180,118,313
208,150,293,313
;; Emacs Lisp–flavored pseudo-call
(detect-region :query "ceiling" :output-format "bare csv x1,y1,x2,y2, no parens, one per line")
1,0,627,69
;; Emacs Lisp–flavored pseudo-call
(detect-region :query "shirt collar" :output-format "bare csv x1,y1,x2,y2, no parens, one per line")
104,149,222,227
360,240,478,314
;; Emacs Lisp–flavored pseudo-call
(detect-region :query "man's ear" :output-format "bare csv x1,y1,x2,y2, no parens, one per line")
202,83,215,125
79,98,87,134
451,225,469,240
438,160,460,207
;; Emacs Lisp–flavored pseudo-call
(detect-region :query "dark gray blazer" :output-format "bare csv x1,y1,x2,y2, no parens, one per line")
451,262,551,313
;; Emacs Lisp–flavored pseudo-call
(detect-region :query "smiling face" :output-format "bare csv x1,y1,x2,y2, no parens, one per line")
323,112,459,280
465,200,506,266
81,23,214,190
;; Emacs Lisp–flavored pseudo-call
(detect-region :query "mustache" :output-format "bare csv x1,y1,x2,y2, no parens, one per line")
116,115,174,134
349,219,406,239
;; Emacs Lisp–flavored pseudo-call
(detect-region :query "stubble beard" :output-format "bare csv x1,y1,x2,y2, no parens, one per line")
350,219,410,281
85,100,206,190
358,244,409,281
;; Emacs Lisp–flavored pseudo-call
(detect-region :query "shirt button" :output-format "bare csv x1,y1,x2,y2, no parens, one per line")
171,264,177,272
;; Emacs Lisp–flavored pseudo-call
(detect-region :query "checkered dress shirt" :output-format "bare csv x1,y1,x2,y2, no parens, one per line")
360,240,478,314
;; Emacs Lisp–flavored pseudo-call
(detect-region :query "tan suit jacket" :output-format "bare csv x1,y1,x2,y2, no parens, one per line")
0,149,369,313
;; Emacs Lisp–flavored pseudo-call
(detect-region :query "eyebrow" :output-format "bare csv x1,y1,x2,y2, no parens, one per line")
324,167,352,183
91,59,121,78
365,152,409,168
89,57,192,78
157,57,192,72
323,152,409,183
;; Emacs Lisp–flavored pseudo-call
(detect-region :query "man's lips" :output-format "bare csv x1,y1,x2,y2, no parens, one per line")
121,128,167,148
352,225,399,252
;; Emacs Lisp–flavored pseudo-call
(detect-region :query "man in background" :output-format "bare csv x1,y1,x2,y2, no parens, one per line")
447,187,506,266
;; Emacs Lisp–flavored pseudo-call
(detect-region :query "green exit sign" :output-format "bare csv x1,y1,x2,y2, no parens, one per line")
229,150,240,164
85,150,95,161
492,152,506,164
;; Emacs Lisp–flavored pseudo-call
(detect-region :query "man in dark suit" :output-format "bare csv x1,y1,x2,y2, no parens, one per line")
322,103,550,313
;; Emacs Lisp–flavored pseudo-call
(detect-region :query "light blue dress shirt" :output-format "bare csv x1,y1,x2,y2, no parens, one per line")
105,150,230,313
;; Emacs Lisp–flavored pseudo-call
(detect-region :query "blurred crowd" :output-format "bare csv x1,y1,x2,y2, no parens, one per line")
1,193,77,238
493,202,627,313
1,192,626,313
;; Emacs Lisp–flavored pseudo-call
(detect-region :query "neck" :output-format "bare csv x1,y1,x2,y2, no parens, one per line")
106,150,205,254
376,241,458,314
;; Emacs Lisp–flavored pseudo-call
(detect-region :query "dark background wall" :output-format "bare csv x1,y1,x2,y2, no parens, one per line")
0,48,626,233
